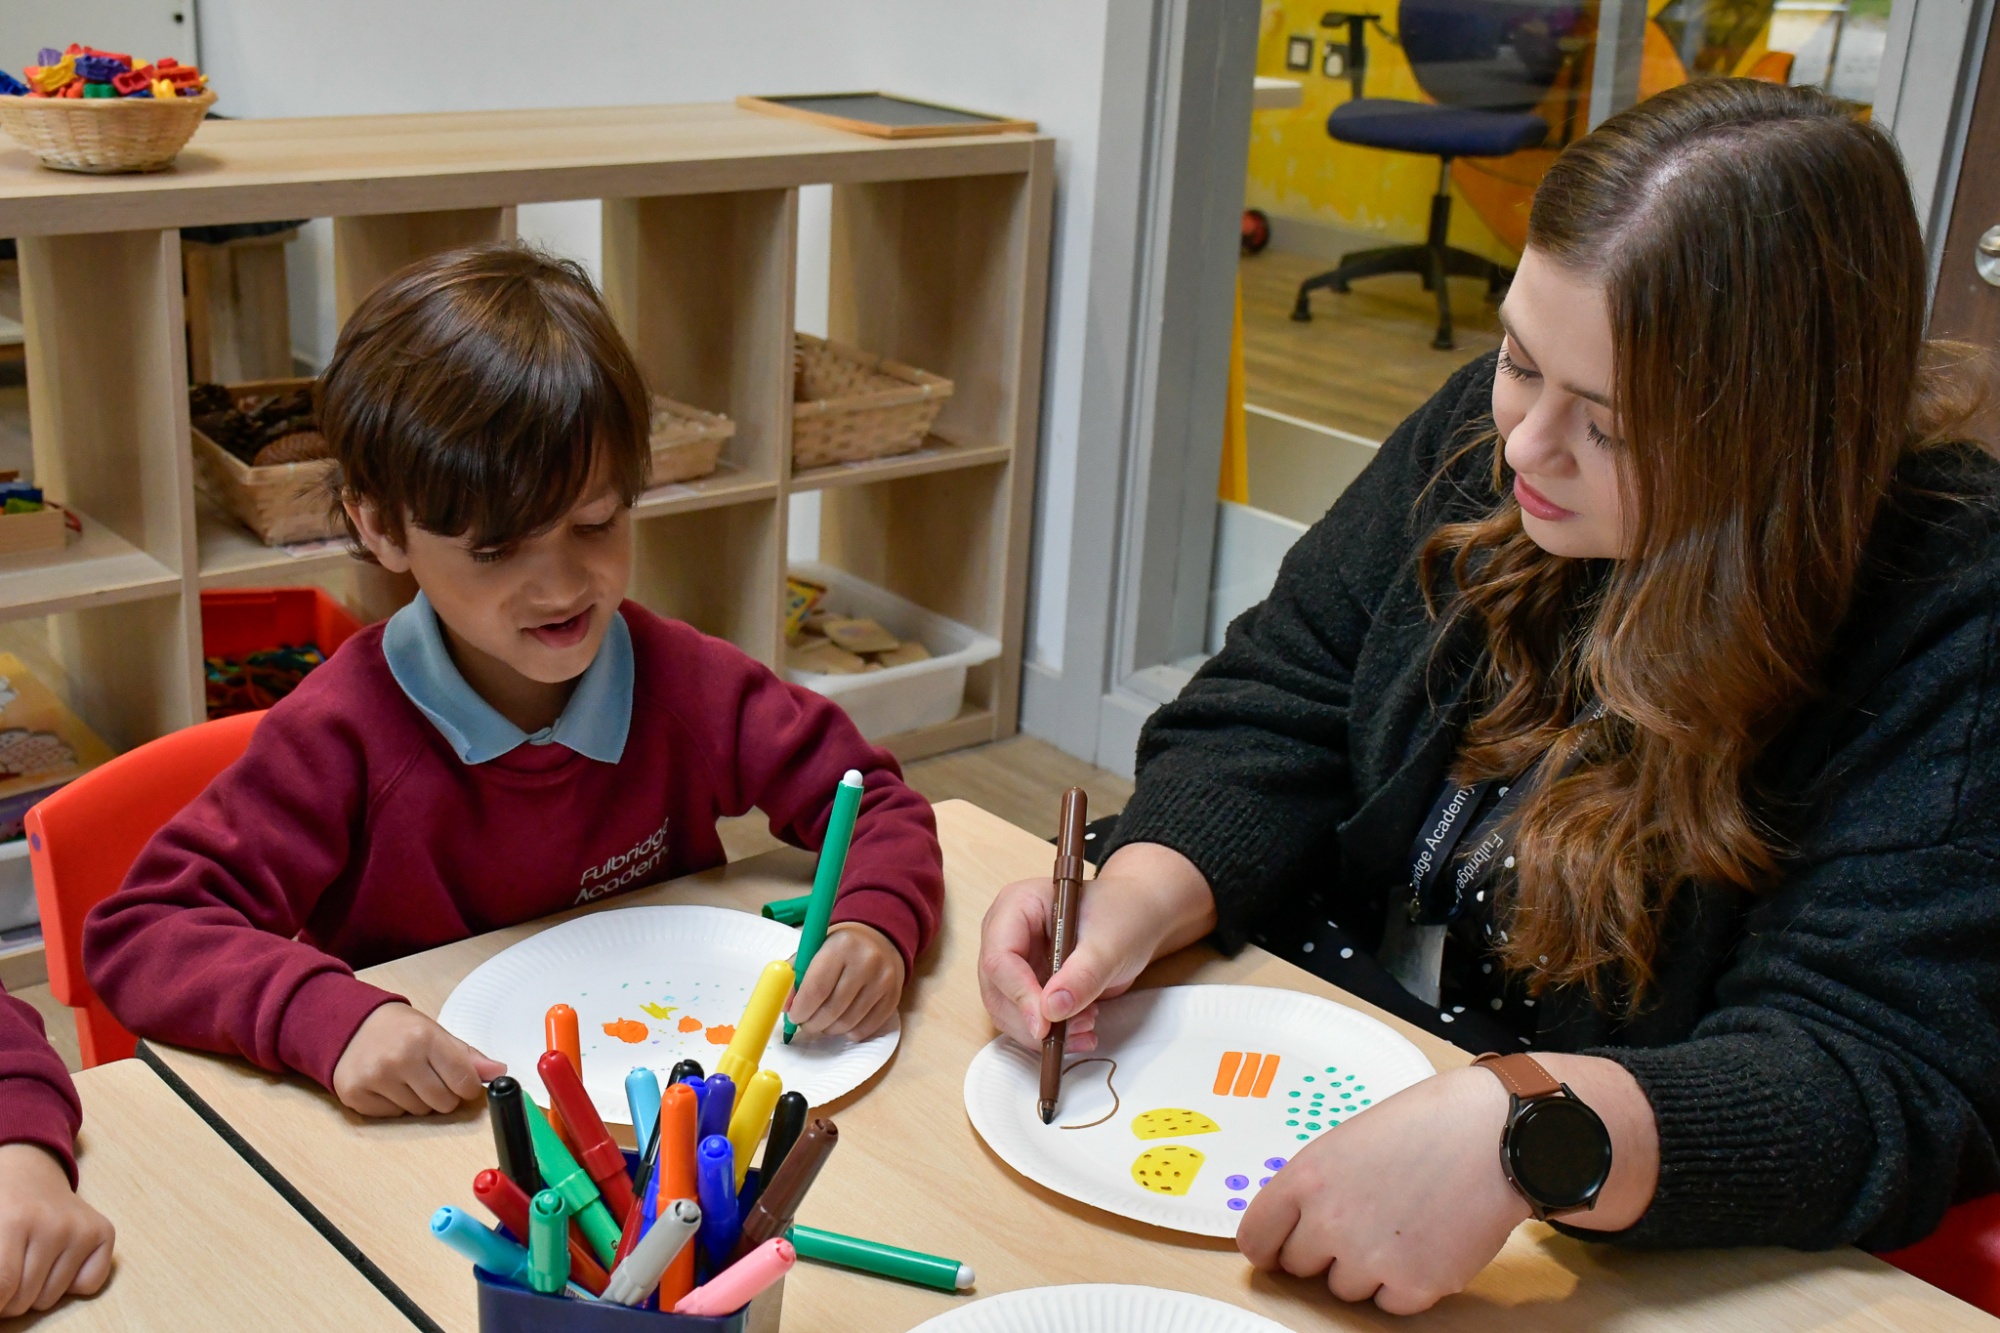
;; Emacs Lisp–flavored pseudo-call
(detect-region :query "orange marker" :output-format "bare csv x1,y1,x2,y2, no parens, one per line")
545,1003,581,1142
1213,1051,1243,1096
657,1082,701,1307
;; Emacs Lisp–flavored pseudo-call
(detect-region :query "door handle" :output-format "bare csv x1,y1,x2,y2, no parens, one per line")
1979,225,2000,288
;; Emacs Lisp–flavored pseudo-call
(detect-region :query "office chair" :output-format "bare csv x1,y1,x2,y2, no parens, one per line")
1292,0,1583,348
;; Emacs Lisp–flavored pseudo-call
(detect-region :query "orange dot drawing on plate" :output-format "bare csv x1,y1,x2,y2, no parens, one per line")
602,1018,649,1044
677,1016,703,1033
705,1024,736,1046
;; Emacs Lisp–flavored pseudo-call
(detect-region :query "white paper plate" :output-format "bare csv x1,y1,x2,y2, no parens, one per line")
964,986,1434,1237
909,1284,1297,1332
438,905,898,1127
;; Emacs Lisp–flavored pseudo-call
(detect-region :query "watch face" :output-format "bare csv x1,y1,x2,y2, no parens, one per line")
1507,1096,1613,1210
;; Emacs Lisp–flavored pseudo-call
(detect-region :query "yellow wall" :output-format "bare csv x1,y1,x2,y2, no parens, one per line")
1247,0,1519,265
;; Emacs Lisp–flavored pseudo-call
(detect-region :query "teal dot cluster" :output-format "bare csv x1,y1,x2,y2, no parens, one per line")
1290,1065,1372,1140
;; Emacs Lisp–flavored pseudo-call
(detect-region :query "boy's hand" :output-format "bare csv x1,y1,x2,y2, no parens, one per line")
0,1142,115,1316
786,922,905,1041
332,1003,505,1117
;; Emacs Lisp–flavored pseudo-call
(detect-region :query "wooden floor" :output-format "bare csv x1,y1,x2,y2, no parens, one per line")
1240,247,1501,443
15,735,1131,1075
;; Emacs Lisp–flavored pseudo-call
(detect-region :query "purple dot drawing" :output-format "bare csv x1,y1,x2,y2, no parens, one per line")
1259,1176,1272,1187
1227,1198,1249,1211
1224,1174,1249,1190
1264,1157,1287,1170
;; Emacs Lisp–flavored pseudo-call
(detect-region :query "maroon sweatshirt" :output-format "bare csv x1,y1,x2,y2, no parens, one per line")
0,982,81,1183
82,603,943,1089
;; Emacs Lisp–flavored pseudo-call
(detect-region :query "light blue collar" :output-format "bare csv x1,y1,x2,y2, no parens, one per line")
381,591,632,765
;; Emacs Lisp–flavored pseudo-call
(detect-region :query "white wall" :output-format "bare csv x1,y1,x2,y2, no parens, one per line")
200,0,1107,673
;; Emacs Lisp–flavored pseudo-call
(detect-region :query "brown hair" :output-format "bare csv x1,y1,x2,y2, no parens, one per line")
1419,79,1984,1004
320,242,651,555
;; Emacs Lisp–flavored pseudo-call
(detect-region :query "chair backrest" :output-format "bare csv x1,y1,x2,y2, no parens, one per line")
24,710,263,1066
1397,0,1584,112
1882,1192,2000,1316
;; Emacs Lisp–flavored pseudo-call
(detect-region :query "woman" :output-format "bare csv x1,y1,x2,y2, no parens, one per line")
978,79,1998,1312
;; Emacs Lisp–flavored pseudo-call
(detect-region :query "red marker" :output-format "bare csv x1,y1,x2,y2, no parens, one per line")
538,1049,639,1223
471,1168,610,1295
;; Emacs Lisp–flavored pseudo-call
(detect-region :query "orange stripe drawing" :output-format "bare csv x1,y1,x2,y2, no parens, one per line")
1213,1050,1281,1098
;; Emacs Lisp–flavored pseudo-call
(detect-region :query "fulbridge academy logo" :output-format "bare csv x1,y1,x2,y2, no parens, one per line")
575,816,672,904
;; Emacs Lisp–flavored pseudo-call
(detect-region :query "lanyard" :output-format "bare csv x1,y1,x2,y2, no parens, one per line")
1408,700,1608,926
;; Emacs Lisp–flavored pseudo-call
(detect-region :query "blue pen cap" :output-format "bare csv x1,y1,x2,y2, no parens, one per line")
698,1073,735,1144
695,1135,741,1267
432,1206,531,1285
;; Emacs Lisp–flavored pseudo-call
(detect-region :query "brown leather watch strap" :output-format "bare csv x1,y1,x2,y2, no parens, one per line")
1474,1051,1563,1099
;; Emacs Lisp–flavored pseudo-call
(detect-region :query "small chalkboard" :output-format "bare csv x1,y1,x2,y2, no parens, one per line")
736,92,1036,140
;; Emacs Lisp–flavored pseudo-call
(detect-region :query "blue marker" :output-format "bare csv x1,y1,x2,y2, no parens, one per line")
695,1135,741,1268
698,1073,735,1145
626,1067,661,1153
430,1206,531,1284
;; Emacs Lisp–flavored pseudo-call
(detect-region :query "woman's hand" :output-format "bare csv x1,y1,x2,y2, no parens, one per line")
1237,1054,1660,1314
0,1142,115,1316
978,841,1219,1051
787,921,906,1041
331,1002,506,1117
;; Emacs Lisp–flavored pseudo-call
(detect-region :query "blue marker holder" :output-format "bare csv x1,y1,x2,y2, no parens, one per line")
471,1151,781,1333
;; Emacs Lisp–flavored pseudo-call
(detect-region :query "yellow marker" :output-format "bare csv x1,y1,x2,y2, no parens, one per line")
713,959,793,1087
726,1068,783,1187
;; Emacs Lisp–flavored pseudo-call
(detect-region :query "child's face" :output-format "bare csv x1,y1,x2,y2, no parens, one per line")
347,473,633,689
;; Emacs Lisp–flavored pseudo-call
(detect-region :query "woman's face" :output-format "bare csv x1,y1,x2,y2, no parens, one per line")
1492,247,1631,560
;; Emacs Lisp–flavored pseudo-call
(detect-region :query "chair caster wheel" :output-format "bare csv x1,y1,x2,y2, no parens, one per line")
1290,303,1313,322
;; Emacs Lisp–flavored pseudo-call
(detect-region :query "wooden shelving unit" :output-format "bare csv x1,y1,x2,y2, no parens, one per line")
0,103,1053,760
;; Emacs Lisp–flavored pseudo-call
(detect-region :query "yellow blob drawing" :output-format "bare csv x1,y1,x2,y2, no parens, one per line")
640,1003,677,1021
1132,1144,1206,1195
602,1018,649,1044
1130,1108,1220,1140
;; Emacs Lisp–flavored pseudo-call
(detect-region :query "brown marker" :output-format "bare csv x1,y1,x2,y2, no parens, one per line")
729,1117,837,1263
1039,787,1089,1124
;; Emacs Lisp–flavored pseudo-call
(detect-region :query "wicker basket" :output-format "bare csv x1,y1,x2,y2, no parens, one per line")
792,333,953,471
0,89,216,174
648,395,734,486
191,377,344,547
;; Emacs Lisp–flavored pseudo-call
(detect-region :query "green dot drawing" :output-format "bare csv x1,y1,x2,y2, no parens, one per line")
1361,1099,1372,1106
1289,1091,1300,1098
1297,1133,1309,1140
1287,1119,1298,1126
1304,1075,1315,1082
1341,1092,1352,1099
1306,1121,1322,1130
1325,1066,1337,1073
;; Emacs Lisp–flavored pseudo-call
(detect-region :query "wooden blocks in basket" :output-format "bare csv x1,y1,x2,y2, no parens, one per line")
793,333,952,471
189,377,343,547
649,395,733,486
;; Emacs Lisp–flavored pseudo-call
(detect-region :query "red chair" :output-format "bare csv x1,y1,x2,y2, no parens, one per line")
1883,1194,2000,1316
24,710,264,1067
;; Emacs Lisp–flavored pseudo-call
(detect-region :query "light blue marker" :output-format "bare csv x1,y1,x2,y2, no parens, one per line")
430,1205,531,1284
625,1066,661,1154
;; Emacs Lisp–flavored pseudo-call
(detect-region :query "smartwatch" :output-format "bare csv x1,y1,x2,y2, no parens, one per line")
1474,1052,1613,1221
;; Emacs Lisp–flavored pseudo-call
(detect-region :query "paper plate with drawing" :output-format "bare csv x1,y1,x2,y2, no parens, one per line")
963,985,1434,1236
907,1284,1298,1332
439,905,899,1129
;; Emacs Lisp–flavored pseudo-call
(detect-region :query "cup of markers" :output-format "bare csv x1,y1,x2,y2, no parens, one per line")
430,770,974,1328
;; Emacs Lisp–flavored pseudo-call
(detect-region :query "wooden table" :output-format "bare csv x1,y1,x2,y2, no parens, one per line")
1,1059,410,1332
146,801,1993,1332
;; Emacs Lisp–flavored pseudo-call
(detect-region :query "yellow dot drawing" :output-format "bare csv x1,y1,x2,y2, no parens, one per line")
1132,1144,1206,1195
640,1002,677,1021
1130,1108,1221,1140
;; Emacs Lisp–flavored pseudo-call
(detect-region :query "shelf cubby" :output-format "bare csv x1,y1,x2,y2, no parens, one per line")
0,103,1051,761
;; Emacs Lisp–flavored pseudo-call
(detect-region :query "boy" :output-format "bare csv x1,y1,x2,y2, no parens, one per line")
0,984,114,1313
84,245,942,1117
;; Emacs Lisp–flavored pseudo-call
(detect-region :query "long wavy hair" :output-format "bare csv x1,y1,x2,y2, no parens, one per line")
1420,79,1986,1005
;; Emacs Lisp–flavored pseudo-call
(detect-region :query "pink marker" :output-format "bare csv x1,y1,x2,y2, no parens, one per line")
671,1237,795,1316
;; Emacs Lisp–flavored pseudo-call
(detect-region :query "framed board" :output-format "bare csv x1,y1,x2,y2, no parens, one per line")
735,92,1036,139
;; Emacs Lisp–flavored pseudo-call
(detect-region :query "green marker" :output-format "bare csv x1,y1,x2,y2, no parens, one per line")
783,768,864,1044
522,1096,623,1267
787,1224,974,1292
761,893,812,927
527,1190,572,1295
